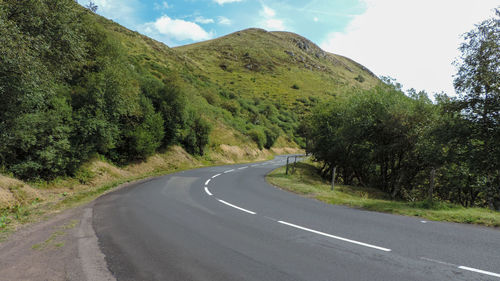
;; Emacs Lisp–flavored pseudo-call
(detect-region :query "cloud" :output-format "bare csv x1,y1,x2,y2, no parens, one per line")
154,1,170,10
143,15,213,41
320,0,499,96
217,16,232,25
195,16,214,24
313,17,319,22
262,5,276,17
213,0,243,5
259,4,285,31
265,19,284,30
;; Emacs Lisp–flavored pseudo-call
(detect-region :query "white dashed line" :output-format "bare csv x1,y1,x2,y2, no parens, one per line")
420,220,427,223
212,173,221,178
238,166,248,170
224,169,235,173
251,164,259,167
204,187,213,196
421,257,500,279
205,179,211,185
217,199,256,215
278,221,391,252
458,266,500,278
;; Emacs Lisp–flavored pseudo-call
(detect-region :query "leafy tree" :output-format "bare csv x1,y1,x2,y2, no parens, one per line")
182,113,211,155
453,8,500,208
86,1,98,12
307,84,436,199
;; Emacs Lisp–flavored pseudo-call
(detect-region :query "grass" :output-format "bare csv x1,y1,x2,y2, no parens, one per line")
267,161,500,227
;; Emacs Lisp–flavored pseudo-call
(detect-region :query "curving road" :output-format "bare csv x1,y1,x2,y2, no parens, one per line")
93,155,500,281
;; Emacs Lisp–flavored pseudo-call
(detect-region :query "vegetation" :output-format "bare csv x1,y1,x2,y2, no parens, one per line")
267,162,500,227
0,1,376,182
303,9,500,210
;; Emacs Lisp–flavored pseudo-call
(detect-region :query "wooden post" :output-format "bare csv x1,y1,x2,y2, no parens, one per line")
286,157,290,175
331,166,336,191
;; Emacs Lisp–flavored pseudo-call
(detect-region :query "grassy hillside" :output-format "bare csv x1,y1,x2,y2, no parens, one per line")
94,19,380,145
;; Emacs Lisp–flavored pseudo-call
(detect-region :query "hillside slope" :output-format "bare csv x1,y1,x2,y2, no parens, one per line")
89,14,381,148
0,1,379,180
176,28,378,108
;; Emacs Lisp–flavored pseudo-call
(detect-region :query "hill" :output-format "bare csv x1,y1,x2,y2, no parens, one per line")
0,0,379,212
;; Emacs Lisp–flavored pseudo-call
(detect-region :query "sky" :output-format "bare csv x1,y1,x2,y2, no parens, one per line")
86,0,498,96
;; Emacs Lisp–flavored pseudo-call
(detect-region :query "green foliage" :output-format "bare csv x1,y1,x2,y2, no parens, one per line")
447,8,500,209
0,0,191,179
354,74,365,83
307,83,438,199
248,128,266,149
0,0,378,181
140,76,187,146
182,115,211,155
116,96,165,162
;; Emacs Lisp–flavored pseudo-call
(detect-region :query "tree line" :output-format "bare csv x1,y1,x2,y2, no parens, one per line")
0,0,210,180
305,9,500,209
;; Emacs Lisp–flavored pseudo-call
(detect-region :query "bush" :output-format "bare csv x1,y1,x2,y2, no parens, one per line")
248,128,266,149
182,114,211,155
117,96,165,162
264,125,280,149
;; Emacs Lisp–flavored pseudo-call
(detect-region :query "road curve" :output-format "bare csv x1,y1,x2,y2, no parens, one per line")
93,155,500,281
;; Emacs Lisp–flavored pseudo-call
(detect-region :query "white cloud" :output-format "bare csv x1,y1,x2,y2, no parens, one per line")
262,5,276,17
217,16,232,25
213,0,243,5
143,15,213,41
259,4,285,31
195,16,215,24
265,19,285,30
320,0,499,96
313,17,319,22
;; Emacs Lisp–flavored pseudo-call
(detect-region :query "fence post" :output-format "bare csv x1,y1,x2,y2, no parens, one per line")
286,157,290,175
331,166,336,191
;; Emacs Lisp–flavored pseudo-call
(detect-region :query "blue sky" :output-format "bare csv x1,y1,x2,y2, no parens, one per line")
89,0,366,46
88,0,498,96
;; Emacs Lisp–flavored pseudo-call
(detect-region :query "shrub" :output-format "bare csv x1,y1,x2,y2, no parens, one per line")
248,128,266,149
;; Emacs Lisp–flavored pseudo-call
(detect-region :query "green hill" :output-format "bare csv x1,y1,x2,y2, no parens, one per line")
0,0,379,181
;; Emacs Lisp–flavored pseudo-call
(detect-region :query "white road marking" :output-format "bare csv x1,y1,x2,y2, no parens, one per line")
421,257,500,278
238,166,248,170
458,266,500,278
278,221,391,252
217,199,256,215
251,164,259,167
204,187,213,196
420,220,427,223
224,169,235,173
419,257,456,267
212,173,221,178
205,179,211,185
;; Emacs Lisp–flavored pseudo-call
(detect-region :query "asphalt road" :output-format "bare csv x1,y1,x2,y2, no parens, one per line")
93,155,500,281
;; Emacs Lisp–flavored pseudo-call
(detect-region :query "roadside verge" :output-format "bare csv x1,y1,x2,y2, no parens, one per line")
266,161,500,227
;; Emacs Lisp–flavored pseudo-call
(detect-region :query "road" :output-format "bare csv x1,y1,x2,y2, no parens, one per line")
93,155,500,281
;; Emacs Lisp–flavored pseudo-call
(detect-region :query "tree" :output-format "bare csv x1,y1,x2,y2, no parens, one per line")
86,1,98,12
453,8,500,209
